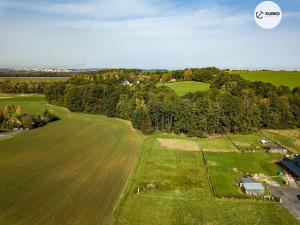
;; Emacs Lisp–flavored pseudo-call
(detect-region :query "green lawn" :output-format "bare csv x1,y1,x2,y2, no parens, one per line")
205,152,284,197
227,133,271,152
111,133,298,225
229,70,300,89
157,81,210,96
0,95,143,225
196,135,238,152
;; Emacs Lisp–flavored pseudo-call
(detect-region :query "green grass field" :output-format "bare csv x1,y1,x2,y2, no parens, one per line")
205,152,283,196
157,81,210,96
227,133,271,152
111,133,298,225
262,129,300,153
196,135,238,152
0,77,70,82
230,70,300,89
0,95,142,225
1,95,299,225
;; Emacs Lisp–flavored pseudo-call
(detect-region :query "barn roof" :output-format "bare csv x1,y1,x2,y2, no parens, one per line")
269,145,286,150
242,183,265,190
241,177,256,184
281,155,300,177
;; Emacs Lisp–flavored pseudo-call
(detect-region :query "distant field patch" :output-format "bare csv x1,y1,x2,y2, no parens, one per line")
157,81,210,96
196,135,238,152
229,70,300,88
262,129,300,153
157,138,199,151
228,133,268,152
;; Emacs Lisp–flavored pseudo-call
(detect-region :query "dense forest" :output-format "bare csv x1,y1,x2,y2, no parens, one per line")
0,105,58,131
41,68,300,136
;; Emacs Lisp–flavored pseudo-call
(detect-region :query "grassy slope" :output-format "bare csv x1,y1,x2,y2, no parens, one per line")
112,133,298,225
0,95,142,225
230,71,300,88
157,81,210,96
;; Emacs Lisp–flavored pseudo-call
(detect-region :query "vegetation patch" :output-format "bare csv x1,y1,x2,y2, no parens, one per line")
263,129,300,153
0,95,142,225
157,138,199,151
112,134,298,225
228,133,268,152
157,81,210,96
229,70,300,88
205,152,284,197
196,135,238,152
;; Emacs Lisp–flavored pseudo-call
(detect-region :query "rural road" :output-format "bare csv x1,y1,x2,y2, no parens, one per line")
269,186,300,222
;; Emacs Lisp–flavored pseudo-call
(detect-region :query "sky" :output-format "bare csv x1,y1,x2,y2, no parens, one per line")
0,0,300,69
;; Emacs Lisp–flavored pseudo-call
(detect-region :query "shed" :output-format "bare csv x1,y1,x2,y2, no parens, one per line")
239,176,265,195
267,145,288,154
241,183,265,195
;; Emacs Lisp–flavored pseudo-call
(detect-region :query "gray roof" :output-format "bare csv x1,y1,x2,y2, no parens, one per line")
241,177,256,184
269,145,286,150
281,159,300,178
242,183,265,190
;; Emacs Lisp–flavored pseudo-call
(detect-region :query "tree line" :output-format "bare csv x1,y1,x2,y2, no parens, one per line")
44,68,300,135
0,72,73,77
0,105,58,131
0,81,47,93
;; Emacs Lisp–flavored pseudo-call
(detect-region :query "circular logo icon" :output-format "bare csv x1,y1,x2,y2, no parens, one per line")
254,1,282,29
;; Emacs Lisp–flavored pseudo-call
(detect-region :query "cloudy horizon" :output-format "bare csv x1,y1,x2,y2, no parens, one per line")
0,0,300,70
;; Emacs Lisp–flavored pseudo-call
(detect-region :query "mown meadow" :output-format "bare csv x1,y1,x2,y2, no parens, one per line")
0,95,143,225
230,70,300,89
111,133,298,225
157,81,210,96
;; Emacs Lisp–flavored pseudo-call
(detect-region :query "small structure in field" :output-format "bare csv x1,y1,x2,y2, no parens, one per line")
170,78,176,82
266,145,288,154
122,80,132,86
280,155,300,181
239,177,265,195
260,139,268,145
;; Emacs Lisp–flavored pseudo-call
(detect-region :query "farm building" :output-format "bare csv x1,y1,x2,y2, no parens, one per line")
266,145,288,154
239,177,265,195
280,155,300,181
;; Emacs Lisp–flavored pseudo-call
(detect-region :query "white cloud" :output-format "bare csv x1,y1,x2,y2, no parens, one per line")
0,0,168,18
0,0,299,69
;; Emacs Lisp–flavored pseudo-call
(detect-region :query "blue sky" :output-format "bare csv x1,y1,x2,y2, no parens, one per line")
0,0,300,69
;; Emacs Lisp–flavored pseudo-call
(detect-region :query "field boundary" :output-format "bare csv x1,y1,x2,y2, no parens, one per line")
226,134,241,152
201,150,215,197
108,135,148,225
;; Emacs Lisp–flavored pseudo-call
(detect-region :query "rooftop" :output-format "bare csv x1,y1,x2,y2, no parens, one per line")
269,145,286,150
281,158,300,177
242,183,265,190
241,177,257,184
